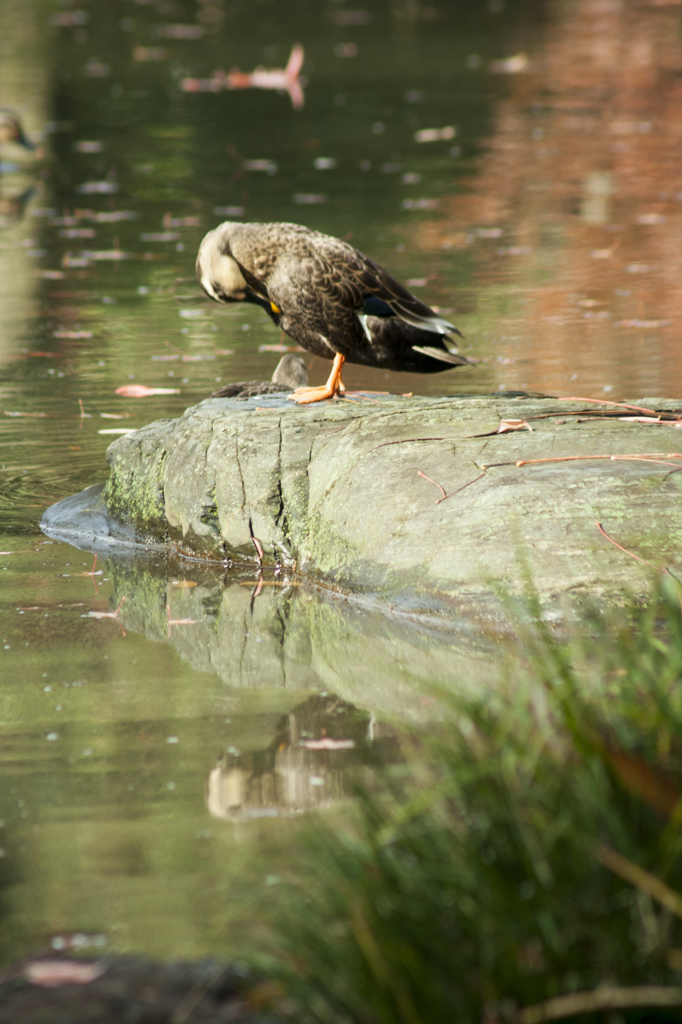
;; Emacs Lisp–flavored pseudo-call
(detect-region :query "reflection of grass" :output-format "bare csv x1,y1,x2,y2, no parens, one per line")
265,578,682,1023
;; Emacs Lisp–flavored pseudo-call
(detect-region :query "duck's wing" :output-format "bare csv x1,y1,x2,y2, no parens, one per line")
265,252,371,354
231,224,460,344
348,252,461,337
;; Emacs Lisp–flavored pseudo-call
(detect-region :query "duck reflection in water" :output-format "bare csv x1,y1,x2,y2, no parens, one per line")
205,695,399,821
0,110,40,224
0,109,35,151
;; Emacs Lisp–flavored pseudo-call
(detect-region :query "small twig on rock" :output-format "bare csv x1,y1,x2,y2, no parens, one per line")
436,471,487,504
558,396,660,416
516,454,682,468
342,391,386,403
417,471,447,501
481,453,682,470
367,436,459,453
596,522,654,567
596,521,680,586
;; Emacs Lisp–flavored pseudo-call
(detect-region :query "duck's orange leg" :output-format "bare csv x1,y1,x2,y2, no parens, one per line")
288,353,346,404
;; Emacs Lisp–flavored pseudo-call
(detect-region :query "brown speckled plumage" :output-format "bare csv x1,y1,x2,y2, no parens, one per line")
196,221,471,375
210,354,308,399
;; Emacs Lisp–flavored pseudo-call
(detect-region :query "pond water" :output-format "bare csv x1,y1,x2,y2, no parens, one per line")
1,0,680,964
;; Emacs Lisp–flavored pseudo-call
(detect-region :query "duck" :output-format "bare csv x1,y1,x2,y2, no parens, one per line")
210,353,308,398
196,221,471,403
0,110,35,151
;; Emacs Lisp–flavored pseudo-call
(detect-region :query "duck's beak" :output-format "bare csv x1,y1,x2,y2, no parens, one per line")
244,288,280,315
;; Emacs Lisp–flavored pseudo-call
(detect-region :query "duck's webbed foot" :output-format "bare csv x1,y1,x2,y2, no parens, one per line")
288,353,346,405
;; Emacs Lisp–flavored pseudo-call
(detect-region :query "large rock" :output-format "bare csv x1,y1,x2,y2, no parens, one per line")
42,392,682,618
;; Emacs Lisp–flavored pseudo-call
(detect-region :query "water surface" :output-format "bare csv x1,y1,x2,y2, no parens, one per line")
1,0,680,963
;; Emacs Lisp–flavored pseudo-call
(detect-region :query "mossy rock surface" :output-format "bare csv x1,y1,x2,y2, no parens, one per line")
42,393,682,618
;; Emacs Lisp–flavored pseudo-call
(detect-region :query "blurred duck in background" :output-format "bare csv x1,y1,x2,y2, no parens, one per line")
0,109,35,151
0,110,39,224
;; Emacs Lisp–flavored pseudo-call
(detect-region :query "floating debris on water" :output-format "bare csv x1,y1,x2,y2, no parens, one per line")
329,10,370,25
401,198,439,210
415,126,456,143
181,44,305,109
154,24,204,39
133,46,168,62
50,10,87,26
75,248,131,261
293,193,327,204
617,319,671,329
242,159,277,174
83,60,110,78
140,232,180,242
334,43,358,58
115,385,181,397
489,53,528,73
75,181,119,194
300,738,355,750
90,211,137,222
213,205,244,217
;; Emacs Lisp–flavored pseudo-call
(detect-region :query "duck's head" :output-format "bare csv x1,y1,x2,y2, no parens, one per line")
196,222,248,304
271,353,307,389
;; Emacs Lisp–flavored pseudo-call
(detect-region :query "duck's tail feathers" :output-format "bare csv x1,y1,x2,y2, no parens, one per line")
411,346,472,367
394,305,463,337
354,257,463,338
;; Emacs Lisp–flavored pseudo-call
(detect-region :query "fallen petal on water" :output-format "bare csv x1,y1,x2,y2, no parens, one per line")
259,344,304,353
24,960,106,988
293,193,327,204
415,126,456,143
300,738,356,750
115,385,180,397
